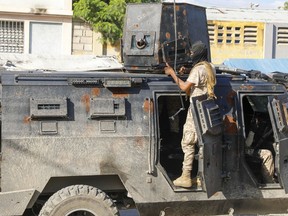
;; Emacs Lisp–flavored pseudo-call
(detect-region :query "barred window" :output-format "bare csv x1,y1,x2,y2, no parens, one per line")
212,25,243,45
0,20,24,53
217,25,224,44
226,28,233,44
234,27,241,44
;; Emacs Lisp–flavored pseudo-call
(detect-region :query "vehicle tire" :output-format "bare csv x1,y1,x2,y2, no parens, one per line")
39,184,119,216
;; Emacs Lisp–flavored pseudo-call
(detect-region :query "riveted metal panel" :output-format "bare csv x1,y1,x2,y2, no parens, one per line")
0,189,36,216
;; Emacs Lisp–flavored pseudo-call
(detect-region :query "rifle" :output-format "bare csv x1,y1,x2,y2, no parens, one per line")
269,71,288,83
215,65,262,79
151,59,193,72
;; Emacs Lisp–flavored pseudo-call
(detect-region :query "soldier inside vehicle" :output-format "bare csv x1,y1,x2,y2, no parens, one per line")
242,95,277,184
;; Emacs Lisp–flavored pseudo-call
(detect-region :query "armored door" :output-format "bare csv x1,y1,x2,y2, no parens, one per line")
268,94,288,192
191,95,223,197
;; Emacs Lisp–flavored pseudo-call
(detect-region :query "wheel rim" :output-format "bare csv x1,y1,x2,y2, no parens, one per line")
65,209,96,216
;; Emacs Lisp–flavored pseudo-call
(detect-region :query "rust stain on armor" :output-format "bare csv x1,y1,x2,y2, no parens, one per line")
111,88,129,98
143,98,154,113
165,32,171,40
130,66,139,70
135,137,145,148
23,116,31,124
91,88,100,96
224,115,237,134
240,85,254,90
81,94,90,113
113,94,129,98
226,91,236,106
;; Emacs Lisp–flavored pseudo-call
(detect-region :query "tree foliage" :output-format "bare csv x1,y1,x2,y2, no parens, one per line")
73,0,160,45
284,1,288,10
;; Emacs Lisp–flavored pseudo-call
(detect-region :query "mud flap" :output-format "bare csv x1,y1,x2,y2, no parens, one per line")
0,189,36,216
191,95,223,197
267,94,288,192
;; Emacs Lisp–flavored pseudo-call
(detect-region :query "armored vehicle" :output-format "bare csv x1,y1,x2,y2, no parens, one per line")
1,2,288,216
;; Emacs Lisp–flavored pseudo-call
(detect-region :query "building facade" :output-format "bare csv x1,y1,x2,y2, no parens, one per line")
0,0,72,55
1,2,287,63
206,8,288,63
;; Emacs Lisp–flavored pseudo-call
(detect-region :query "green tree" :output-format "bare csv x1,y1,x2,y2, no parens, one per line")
73,0,160,45
284,1,288,10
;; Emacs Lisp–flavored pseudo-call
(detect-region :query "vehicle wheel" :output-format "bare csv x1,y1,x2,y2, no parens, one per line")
39,184,119,216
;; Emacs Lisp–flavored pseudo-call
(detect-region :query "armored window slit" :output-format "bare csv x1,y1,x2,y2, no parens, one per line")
30,98,68,119
38,104,60,110
196,99,222,135
271,98,288,132
114,104,119,110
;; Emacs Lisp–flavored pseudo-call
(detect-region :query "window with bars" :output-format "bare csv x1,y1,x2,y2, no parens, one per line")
216,25,242,44
234,27,241,44
226,28,233,44
0,20,24,53
208,23,260,45
277,27,288,45
217,25,224,44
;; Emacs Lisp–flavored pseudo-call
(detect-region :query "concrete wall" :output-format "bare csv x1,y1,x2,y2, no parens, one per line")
72,20,96,55
72,19,121,59
264,23,288,59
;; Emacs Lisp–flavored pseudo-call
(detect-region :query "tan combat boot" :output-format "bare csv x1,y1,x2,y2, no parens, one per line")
173,169,192,188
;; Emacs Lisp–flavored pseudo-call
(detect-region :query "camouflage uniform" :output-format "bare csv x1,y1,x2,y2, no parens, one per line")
171,41,216,188
245,114,275,183
257,149,275,183
181,63,214,171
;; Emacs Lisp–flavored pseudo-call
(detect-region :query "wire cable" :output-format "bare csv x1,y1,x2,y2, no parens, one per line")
169,0,186,120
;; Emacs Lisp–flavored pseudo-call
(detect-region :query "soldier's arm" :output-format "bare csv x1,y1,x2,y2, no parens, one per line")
164,64,194,93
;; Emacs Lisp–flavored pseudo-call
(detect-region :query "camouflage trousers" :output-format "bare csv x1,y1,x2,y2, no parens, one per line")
181,108,197,171
257,149,275,183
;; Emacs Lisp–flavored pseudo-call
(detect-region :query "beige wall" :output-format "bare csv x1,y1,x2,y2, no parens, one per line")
72,20,95,55
72,19,121,59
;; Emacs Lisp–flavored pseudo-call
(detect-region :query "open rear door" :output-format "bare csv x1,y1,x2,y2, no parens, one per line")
268,94,288,192
191,95,223,197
